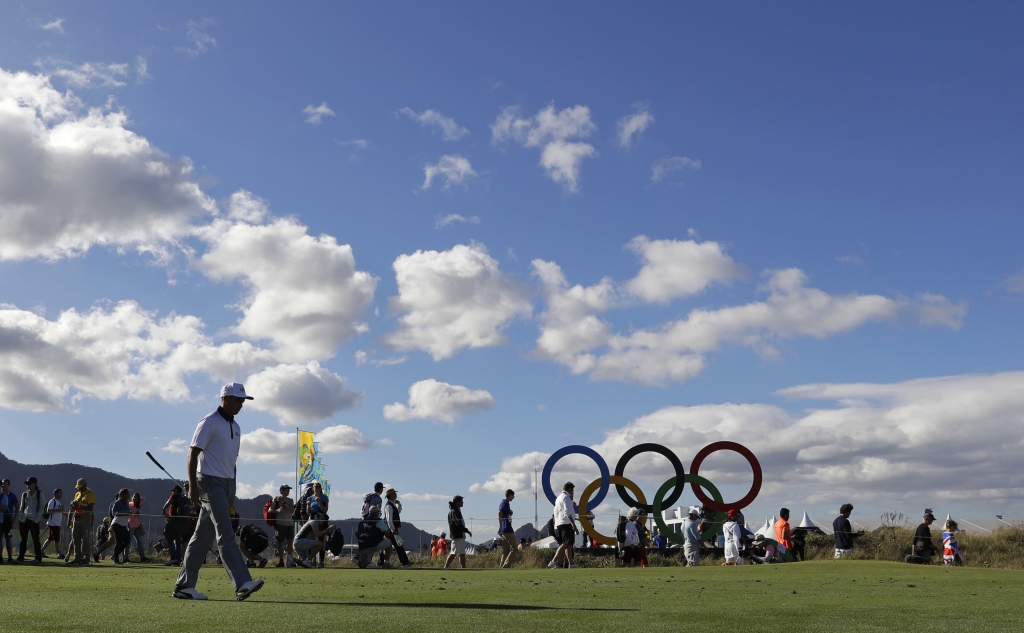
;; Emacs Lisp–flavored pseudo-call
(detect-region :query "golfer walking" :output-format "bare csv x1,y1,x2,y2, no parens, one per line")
172,383,264,601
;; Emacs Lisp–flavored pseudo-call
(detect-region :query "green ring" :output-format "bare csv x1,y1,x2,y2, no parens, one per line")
653,474,726,546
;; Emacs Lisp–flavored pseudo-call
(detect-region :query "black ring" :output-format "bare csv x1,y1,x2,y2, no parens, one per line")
613,443,687,512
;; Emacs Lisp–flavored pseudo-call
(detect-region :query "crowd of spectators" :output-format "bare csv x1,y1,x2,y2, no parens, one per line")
0,471,969,570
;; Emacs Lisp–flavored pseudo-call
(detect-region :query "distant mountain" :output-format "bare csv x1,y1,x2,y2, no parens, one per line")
0,452,435,549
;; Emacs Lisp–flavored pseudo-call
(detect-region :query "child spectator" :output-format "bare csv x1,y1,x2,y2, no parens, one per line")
942,519,964,566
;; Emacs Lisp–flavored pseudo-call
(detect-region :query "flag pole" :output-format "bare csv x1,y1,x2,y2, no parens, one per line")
295,427,299,529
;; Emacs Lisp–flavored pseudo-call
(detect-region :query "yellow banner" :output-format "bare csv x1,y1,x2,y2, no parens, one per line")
297,430,315,485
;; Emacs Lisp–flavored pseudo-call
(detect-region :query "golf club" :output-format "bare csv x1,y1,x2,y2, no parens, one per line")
146,451,186,489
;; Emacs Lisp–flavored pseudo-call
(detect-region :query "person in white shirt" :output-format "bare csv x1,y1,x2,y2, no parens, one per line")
547,482,579,569
172,383,264,602
41,489,65,558
622,507,642,567
722,509,743,566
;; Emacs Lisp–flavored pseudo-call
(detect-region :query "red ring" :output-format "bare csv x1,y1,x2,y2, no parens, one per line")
688,441,762,511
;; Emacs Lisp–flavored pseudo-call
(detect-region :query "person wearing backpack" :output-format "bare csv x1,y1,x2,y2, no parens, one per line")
93,492,120,562
614,515,627,567
16,477,45,564
41,488,65,559
268,484,296,568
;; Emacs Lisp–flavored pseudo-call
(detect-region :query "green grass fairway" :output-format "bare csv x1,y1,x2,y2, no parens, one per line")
3,560,1022,632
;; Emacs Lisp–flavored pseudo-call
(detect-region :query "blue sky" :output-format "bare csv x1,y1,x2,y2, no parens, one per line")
1,2,1023,531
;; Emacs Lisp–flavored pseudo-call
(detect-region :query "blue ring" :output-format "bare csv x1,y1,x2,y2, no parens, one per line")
542,445,610,508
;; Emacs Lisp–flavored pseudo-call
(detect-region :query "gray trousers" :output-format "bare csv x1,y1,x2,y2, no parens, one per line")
684,542,700,566
358,540,390,567
175,476,251,592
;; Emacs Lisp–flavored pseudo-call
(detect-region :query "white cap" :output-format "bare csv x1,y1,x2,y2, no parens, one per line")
688,506,701,516
220,382,254,400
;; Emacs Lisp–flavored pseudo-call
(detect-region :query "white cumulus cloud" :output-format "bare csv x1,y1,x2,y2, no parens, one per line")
398,107,469,141
236,481,277,498
534,240,964,386
0,300,274,412
492,104,597,192
196,204,377,361
624,236,746,303
381,243,532,360
244,361,363,425
651,156,701,182
469,451,549,493
240,423,371,463
616,105,654,148
383,379,494,423
160,438,187,453
303,102,335,125
0,67,215,261
422,155,476,190
478,371,1024,512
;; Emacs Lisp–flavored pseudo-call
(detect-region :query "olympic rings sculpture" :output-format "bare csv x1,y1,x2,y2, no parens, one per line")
542,441,762,547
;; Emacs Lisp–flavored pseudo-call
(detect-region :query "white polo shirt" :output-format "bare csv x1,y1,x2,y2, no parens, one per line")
190,408,241,480
553,491,577,527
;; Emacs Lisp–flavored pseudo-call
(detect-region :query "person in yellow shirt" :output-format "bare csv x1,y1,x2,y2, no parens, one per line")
68,478,96,565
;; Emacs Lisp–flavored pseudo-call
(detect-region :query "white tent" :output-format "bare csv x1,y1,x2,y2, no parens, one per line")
531,536,559,549
755,517,775,538
797,511,817,529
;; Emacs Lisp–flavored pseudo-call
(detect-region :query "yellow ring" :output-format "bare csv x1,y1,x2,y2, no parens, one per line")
578,475,648,546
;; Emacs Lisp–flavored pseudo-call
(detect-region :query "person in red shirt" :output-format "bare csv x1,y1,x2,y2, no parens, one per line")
775,508,793,552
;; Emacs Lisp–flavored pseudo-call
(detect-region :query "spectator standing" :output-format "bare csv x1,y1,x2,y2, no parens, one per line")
722,509,743,566
1,478,16,563
307,482,330,568
41,489,65,558
162,485,187,566
382,487,411,568
638,510,650,568
110,488,132,564
774,508,793,553
95,518,110,560
361,482,384,519
942,519,964,566
622,507,642,567
681,506,701,567
435,532,449,558
270,484,296,567
833,503,862,559
356,506,392,568
614,515,627,567
429,535,439,558
296,484,314,524
444,496,472,569
67,478,96,565
497,489,516,568
311,482,329,514
128,492,149,562
907,510,938,564
16,476,45,564
547,482,579,569
94,492,120,561
293,511,335,568
172,383,264,601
